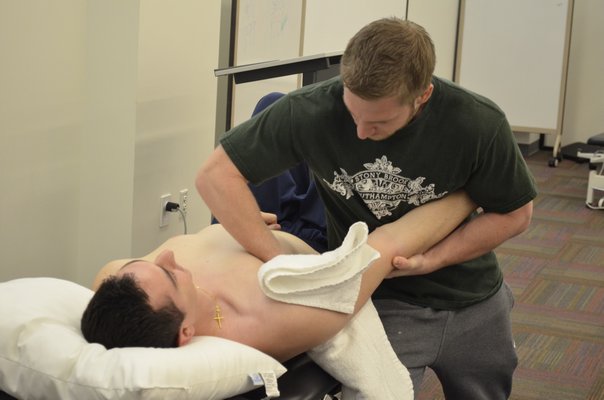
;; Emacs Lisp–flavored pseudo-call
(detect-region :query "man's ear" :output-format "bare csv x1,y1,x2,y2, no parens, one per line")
414,83,434,109
178,324,195,346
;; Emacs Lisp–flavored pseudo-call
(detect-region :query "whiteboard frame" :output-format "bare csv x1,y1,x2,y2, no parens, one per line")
454,0,574,157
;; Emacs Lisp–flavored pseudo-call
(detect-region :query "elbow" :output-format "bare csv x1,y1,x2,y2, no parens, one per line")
195,162,211,199
196,161,224,206
512,201,533,235
196,147,225,200
196,146,248,205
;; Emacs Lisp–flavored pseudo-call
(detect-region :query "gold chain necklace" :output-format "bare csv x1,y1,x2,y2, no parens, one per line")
196,285,224,329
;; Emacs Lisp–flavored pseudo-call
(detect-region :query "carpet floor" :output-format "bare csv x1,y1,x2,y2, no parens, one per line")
418,150,604,400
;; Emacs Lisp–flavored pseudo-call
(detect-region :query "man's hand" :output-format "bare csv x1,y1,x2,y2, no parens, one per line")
260,212,281,230
386,254,427,278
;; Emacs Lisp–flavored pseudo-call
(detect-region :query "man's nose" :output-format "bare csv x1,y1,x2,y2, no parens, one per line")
356,123,374,139
155,249,176,268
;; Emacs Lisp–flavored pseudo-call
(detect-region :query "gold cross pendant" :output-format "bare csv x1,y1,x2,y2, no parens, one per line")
213,305,224,329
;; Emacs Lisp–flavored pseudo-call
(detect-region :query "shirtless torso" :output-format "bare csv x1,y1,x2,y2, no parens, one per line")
91,191,475,361
93,225,353,361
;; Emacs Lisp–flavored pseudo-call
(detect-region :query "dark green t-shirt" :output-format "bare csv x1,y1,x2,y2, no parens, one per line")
220,76,537,310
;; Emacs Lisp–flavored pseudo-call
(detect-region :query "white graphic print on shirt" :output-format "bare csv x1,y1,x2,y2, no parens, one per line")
324,156,447,219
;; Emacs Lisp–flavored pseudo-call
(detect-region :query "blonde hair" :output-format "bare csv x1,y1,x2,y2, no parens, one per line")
341,18,435,104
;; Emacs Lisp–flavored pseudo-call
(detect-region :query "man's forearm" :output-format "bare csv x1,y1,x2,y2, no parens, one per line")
196,146,283,261
391,201,534,276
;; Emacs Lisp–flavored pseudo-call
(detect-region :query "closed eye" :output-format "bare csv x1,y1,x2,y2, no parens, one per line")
159,267,178,288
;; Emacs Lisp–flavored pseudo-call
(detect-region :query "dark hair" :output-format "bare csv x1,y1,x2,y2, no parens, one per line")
81,274,184,349
341,18,435,103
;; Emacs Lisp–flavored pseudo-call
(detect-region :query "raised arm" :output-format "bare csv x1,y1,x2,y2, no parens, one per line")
196,145,285,261
354,191,476,312
369,191,477,261
389,201,532,277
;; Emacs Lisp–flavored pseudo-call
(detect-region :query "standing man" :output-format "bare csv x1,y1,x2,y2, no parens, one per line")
197,17,536,399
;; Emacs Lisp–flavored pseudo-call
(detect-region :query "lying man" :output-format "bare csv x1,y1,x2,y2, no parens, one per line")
82,191,474,396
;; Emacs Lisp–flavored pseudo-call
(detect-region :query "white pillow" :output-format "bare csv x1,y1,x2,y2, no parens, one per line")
0,277,286,400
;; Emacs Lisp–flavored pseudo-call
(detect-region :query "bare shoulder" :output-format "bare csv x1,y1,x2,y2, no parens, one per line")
272,230,317,255
195,224,317,255
89,224,316,291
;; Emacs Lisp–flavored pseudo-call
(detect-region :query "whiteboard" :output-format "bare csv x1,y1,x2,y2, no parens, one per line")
230,0,409,126
303,0,406,56
407,0,459,80
232,0,303,125
456,0,572,134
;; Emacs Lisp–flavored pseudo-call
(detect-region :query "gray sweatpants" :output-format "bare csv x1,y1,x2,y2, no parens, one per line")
374,283,518,400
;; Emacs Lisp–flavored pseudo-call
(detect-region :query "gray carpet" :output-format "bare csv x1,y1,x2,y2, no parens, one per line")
418,150,604,400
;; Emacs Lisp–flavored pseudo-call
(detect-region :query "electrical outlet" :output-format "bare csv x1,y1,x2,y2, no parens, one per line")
179,189,189,217
159,193,171,227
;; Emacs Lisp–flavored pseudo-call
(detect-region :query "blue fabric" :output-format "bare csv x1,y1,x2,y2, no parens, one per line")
215,92,327,252
251,92,287,116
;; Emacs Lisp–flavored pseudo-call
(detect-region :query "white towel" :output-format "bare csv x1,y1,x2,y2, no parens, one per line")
258,222,380,314
258,222,414,399
308,301,414,400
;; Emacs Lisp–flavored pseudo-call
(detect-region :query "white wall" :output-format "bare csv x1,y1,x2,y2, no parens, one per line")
0,1,220,286
1,1,86,282
76,0,139,287
132,0,219,257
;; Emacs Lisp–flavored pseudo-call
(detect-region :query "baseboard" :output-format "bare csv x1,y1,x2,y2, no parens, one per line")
517,141,540,157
